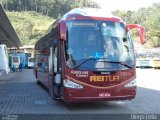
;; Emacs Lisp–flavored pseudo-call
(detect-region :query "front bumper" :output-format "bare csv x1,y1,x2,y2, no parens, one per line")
63,85,136,103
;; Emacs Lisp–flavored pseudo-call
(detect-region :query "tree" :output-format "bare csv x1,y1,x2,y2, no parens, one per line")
113,3,160,48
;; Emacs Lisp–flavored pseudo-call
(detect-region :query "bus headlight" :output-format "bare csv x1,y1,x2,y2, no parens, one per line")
124,79,137,87
63,79,83,89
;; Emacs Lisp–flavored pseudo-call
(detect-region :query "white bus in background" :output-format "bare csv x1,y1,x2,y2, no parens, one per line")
136,51,153,68
10,55,20,69
0,44,10,77
152,52,160,69
28,57,35,68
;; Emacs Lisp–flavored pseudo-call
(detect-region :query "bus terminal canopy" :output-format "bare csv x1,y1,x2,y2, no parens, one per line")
0,5,22,47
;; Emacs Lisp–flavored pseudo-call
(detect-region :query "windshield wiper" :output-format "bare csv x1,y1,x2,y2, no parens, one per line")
71,57,98,69
104,61,133,69
70,58,133,69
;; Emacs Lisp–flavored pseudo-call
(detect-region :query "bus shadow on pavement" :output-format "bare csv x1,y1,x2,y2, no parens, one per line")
55,87,160,114
0,81,160,114
56,99,132,114
37,79,160,113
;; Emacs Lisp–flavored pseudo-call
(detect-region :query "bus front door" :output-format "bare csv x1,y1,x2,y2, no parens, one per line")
48,46,61,99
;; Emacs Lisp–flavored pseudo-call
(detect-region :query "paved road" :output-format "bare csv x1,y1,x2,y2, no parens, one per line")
0,69,160,119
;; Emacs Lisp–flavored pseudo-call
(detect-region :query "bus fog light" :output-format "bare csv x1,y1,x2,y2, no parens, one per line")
124,79,136,87
63,79,83,89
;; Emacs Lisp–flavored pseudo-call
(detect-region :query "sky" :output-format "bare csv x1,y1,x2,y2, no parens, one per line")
93,0,160,12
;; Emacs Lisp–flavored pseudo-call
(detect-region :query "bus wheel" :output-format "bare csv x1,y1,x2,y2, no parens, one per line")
36,70,38,78
52,84,62,100
37,79,41,85
52,94,61,100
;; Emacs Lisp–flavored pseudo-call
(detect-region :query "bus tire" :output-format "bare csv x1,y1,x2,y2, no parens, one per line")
35,70,38,79
51,83,62,100
52,95,61,101
37,79,41,85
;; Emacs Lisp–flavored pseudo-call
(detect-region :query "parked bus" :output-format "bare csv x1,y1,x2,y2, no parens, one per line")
152,52,160,69
9,55,20,69
34,8,146,102
136,51,153,68
16,52,31,68
28,57,35,68
0,44,10,76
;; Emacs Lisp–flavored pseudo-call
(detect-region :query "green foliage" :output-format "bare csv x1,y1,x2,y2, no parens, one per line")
6,11,53,45
2,0,99,46
112,3,160,48
3,0,159,48
2,0,99,18
1,0,99,46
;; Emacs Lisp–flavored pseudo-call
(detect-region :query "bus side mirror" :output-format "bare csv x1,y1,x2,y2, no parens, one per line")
126,24,146,44
59,20,67,41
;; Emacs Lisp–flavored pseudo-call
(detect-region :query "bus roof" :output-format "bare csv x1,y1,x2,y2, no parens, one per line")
35,8,124,50
62,8,122,22
0,44,6,48
50,8,123,29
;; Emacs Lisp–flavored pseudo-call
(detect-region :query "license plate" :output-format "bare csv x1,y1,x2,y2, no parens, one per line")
99,93,111,97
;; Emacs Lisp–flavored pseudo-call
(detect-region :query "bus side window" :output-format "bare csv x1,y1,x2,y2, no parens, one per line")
38,62,42,68
49,47,53,75
37,56,41,68
36,56,43,72
53,47,58,73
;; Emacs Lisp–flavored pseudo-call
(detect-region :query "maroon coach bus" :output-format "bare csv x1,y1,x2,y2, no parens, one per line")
34,8,146,102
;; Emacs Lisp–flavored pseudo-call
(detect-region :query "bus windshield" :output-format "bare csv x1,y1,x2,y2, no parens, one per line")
137,52,152,59
29,58,35,62
152,52,160,58
66,20,135,70
13,57,19,63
